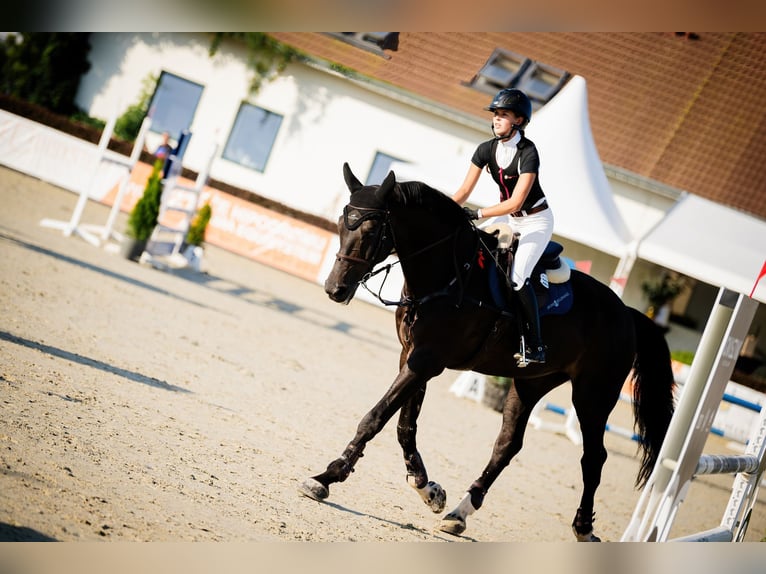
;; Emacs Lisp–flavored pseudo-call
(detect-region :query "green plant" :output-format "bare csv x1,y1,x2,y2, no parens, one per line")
114,73,157,142
0,33,92,115
490,376,513,389
186,203,212,246
641,273,687,308
126,160,164,241
209,33,301,94
69,109,106,131
670,350,695,365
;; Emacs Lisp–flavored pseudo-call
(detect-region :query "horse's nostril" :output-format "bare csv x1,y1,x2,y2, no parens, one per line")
325,283,348,302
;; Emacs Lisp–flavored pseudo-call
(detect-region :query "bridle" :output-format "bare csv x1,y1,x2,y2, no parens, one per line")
334,204,393,267
334,203,472,308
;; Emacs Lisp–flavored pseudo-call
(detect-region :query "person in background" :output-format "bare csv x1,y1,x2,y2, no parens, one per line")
154,132,173,159
452,88,554,366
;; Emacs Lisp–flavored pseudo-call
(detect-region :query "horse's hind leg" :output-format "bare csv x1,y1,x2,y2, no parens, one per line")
439,378,559,536
398,386,446,513
569,375,622,542
299,362,432,503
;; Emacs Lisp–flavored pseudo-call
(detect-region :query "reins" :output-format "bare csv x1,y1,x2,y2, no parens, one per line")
337,203,509,313
357,216,477,309
359,228,464,307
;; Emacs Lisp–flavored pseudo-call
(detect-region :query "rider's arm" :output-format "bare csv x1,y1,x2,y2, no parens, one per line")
452,163,482,205
479,172,536,218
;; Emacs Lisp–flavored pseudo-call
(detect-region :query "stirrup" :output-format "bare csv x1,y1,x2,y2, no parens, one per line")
514,337,546,367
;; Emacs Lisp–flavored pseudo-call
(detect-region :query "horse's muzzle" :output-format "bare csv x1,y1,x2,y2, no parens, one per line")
324,280,357,304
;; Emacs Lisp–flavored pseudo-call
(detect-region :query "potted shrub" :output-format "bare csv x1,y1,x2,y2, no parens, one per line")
182,203,212,271
185,203,212,248
122,159,164,261
641,272,687,326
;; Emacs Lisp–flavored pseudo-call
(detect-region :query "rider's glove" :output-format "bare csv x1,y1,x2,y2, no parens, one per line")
463,207,480,220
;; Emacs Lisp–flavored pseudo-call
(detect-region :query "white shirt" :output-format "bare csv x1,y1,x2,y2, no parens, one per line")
494,131,521,169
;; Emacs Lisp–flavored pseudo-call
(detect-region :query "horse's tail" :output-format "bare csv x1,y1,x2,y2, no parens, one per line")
629,307,676,489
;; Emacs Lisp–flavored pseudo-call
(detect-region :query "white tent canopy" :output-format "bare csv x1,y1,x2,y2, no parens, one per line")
388,76,766,307
637,193,766,303
391,75,633,258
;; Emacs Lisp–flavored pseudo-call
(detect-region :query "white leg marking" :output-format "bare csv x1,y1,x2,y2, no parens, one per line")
408,475,447,513
453,492,476,521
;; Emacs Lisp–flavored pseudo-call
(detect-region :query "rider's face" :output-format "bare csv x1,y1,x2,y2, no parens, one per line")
493,109,520,138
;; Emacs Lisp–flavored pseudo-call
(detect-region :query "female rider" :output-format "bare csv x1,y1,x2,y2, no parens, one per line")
452,88,554,366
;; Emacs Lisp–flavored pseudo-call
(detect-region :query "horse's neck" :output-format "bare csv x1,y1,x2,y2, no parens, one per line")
392,216,466,295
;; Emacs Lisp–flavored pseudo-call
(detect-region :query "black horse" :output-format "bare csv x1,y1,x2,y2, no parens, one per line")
299,163,675,541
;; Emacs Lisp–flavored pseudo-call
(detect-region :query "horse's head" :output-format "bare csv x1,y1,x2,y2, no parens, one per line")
324,163,397,304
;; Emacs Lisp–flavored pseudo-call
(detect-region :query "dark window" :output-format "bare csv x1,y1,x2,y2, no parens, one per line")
222,103,283,172
148,71,204,139
366,151,404,185
472,49,530,93
469,48,570,109
326,33,399,58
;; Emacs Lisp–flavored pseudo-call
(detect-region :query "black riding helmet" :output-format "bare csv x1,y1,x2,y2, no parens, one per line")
486,88,532,129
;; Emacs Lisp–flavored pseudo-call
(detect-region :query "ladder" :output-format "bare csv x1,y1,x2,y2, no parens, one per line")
144,137,217,266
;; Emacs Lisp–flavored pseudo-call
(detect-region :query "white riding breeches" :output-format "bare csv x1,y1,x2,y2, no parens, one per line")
481,207,554,291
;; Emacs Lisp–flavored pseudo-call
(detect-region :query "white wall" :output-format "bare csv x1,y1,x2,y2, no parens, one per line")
74,34,701,309
76,33,486,224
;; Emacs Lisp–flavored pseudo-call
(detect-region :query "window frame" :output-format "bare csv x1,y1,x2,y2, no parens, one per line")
147,71,204,139
366,151,405,186
325,33,399,58
470,48,531,94
221,101,283,173
468,48,570,108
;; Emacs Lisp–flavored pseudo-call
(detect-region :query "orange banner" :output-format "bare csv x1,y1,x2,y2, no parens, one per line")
101,162,335,281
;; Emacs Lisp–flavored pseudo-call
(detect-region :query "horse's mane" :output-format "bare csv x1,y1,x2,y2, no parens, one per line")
395,180,465,221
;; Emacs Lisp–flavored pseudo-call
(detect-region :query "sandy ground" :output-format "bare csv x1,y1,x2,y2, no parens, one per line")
0,165,764,544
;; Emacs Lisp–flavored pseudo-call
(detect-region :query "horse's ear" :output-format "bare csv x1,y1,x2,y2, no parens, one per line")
343,162,363,193
375,170,396,202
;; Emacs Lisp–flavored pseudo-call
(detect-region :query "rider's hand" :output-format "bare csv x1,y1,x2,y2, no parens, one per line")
463,207,480,220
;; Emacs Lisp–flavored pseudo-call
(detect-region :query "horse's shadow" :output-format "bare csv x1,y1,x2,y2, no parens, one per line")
165,265,401,353
0,522,57,541
306,498,478,542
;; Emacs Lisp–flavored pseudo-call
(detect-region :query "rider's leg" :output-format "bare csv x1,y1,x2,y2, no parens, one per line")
514,278,546,365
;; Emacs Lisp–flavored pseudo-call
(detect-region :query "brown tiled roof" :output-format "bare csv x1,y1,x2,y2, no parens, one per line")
270,32,766,220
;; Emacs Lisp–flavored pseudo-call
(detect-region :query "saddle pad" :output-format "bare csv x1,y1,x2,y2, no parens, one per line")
541,281,574,317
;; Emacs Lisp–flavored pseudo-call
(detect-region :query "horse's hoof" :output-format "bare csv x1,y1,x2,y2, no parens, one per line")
298,478,329,501
422,481,447,513
572,527,601,542
438,513,466,536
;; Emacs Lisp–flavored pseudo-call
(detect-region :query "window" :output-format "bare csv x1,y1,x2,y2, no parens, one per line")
471,49,530,93
468,48,570,108
366,152,404,185
222,102,283,172
326,33,399,58
516,61,571,104
148,72,204,139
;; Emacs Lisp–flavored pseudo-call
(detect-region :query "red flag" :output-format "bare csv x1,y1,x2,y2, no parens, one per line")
750,259,766,298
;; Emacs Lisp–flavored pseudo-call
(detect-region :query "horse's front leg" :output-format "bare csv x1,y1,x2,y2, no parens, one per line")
299,362,430,503
439,380,552,536
398,386,447,513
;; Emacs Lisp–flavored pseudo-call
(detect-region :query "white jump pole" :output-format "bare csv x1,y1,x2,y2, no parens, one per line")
621,288,759,542
39,106,119,246
97,116,152,244
671,399,766,542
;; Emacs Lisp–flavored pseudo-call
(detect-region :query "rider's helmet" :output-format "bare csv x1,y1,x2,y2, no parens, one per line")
485,88,532,129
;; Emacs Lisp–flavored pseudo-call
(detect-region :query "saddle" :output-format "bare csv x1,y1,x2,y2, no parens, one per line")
482,223,573,316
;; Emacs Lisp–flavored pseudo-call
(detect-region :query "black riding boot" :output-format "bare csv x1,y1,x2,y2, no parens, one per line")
514,279,546,366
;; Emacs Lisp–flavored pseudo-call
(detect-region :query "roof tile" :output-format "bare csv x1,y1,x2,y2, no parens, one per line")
271,32,766,220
